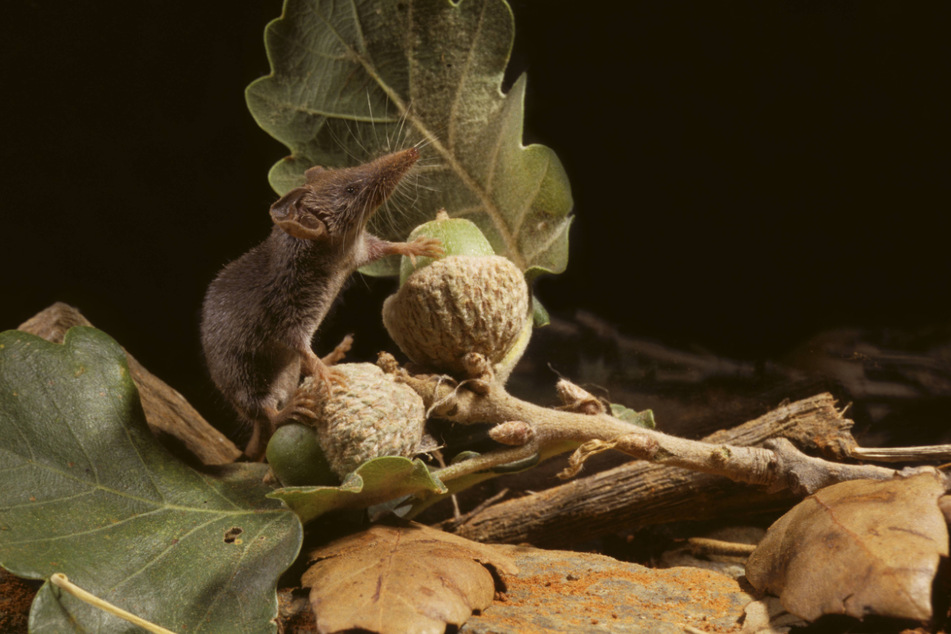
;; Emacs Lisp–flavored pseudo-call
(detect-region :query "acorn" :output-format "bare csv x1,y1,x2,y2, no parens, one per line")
301,363,427,478
266,423,337,487
383,212,532,379
399,211,494,284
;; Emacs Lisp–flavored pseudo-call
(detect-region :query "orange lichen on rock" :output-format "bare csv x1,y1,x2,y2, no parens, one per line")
463,545,751,633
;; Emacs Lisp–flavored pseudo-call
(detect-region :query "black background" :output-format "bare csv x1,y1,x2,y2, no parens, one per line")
3,1,949,432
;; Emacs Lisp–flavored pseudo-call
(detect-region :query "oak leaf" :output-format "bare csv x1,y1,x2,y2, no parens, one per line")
745,472,949,622
0,327,302,633
269,456,447,524
246,0,573,278
302,522,517,634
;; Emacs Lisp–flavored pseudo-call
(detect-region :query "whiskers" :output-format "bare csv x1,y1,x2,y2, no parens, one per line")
319,91,449,239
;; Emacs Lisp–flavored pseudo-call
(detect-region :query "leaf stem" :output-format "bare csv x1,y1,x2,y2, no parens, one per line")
50,573,177,634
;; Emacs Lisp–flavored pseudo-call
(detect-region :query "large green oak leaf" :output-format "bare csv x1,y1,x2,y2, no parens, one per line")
246,0,573,277
0,327,302,633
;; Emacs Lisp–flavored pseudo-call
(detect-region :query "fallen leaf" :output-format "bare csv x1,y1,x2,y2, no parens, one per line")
302,522,517,634
740,596,807,633
0,327,302,633
745,472,949,622
939,495,951,525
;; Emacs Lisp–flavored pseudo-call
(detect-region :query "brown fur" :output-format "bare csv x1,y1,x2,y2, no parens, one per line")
200,148,442,459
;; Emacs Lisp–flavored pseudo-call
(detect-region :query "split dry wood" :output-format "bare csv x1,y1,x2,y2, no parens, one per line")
18,302,241,465
849,445,951,462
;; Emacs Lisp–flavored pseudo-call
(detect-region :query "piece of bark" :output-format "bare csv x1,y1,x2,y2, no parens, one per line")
17,302,241,465
448,393,854,547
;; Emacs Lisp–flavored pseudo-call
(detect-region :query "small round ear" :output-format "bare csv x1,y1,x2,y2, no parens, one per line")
269,188,327,240
304,165,328,184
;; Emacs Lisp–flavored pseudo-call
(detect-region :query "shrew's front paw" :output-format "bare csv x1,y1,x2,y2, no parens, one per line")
407,236,445,259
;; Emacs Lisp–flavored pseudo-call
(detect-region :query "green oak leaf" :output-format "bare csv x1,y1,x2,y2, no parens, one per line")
0,327,302,633
246,0,573,277
269,456,447,524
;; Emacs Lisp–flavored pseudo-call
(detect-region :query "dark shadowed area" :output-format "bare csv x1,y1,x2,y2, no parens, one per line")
3,1,948,441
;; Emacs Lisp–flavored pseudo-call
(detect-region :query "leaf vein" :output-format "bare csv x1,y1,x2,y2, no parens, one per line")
2,507,168,546
193,513,288,629
317,0,521,262
106,513,227,594
254,90,396,123
447,0,488,150
525,217,571,263
113,400,166,505
512,150,550,239
0,489,96,512
269,22,348,64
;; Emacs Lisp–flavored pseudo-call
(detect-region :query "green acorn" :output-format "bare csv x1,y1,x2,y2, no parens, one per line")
399,210,495,284
266,423,337,487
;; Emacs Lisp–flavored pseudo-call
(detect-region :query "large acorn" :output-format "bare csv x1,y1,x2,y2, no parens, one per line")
315,363,426,477
383,212,532,379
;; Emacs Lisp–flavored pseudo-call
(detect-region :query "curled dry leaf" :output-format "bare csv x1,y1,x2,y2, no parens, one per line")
939,495,951,525
745,472,949,623
302,522,517,634
741,596,807,634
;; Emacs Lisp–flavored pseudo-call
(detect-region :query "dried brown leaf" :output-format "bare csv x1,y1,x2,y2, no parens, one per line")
939,494,951,525
741,596,807,633
302,522,517,634
745,472,949,622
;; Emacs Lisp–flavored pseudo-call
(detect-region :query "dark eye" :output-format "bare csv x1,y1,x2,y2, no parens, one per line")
345,186,356,194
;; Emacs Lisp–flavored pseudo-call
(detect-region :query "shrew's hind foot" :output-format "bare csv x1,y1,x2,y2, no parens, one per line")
304,353,348,395
269,389,320,429
245,390,322,461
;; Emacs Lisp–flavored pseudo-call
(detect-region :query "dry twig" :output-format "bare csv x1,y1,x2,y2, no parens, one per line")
378,353,950,545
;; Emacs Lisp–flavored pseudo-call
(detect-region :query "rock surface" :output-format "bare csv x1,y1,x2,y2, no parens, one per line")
462,544,752,633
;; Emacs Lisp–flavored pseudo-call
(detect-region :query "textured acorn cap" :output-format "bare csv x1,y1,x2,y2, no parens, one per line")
383,255,531,375
302,363,426,478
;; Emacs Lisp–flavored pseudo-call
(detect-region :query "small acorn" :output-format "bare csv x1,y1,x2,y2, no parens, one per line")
301,363,426,478
266,423,337,487
383,212,532,378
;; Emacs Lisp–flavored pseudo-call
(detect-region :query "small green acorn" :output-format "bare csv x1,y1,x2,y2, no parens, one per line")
266,423,337,487
384,211,532,380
